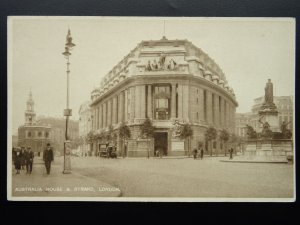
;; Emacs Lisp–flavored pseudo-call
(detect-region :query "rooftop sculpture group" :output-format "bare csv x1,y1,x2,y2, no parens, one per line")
146,52,178,71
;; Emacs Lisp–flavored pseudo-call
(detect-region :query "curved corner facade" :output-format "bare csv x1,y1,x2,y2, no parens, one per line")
89,38,238,157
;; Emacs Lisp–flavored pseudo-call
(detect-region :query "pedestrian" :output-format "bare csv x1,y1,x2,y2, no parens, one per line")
200,147,204,160
25,146,34,174
193,148,198,159
20,147,26,170
229,148,233,160
43,143,54,175
155,149,159,157
13,148,21,174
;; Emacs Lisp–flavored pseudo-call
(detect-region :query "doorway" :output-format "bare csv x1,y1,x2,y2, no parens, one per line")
154,132,168,156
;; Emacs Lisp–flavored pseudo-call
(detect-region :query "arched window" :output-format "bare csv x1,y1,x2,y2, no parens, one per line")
27,131,32,138
38,131,42,137
45,132,49,138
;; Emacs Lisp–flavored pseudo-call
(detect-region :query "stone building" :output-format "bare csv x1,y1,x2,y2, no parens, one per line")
18,91,51,156
89,37,238,157
78,101,92,156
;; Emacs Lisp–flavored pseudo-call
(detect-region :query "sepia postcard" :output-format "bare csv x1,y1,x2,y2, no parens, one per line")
7,16,295,202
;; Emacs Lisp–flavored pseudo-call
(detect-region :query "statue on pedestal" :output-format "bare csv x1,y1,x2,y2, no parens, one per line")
264,79,273,104
260,79,278,113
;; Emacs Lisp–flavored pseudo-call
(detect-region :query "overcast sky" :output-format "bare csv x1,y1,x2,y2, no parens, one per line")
8,17,295,135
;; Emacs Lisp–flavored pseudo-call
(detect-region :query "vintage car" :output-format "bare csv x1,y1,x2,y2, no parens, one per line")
106,146,117,158
99,144,108,157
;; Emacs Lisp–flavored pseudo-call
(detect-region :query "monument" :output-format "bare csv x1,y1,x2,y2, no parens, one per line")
243,79,293,162
258,79,280,132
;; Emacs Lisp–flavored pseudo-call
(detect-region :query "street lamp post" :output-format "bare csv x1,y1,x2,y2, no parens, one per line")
62,29,75,174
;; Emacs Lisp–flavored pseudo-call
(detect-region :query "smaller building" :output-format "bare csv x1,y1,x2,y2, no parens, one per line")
18,91,51,156
78,101,92,156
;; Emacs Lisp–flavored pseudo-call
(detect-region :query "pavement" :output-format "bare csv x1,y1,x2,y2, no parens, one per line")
11,157,121,197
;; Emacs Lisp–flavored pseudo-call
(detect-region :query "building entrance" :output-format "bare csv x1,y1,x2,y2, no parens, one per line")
154,132,168,156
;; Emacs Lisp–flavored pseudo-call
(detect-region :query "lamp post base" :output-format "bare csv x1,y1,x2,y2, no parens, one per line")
63,170,71,174
63,140,72,174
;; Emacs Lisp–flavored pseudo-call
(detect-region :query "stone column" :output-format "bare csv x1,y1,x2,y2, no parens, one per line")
232,106,236,133
107,99,111,126
135,85,141,119
206,91,213,124
92,108,95,130
113,96,117,125
228,103,232,132
225,101,228,128
120,91,125,122
103,102,107,128
214,94,220,127
99,106,101,128
147,85,152,119
221,98,225,127
183,85,189,122
95,107,99,130
130,87,135,122
117,94,121,124
177,84,183,119
124,89,128,122
171,84,176,119
99,104,102,128
198,88,204,122
140,85,146,119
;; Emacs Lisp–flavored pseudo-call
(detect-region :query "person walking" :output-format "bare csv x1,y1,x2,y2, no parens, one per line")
13,148,21,174
193,148,198,160
20,147,26,170
43,143,54,175
200,147,204,160
229,148,234,160
25,146,34,174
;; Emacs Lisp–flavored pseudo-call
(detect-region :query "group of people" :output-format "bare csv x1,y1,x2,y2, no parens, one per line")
12,146,34,174
192,146,235,160
12,143,54,175
192,147,204,160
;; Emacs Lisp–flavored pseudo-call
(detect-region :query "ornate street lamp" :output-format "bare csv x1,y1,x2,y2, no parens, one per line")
62,29,75,174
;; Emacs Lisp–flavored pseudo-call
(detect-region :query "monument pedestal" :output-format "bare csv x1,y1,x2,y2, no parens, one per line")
256,142,273,160
170,139,185,156
261,113,280,132
244,140,257,158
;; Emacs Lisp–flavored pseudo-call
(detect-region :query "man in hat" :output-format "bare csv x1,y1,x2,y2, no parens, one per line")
43,143,54,175
25,146,34,174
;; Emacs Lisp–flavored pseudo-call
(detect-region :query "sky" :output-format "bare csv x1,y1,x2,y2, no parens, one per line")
8,17,295,135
